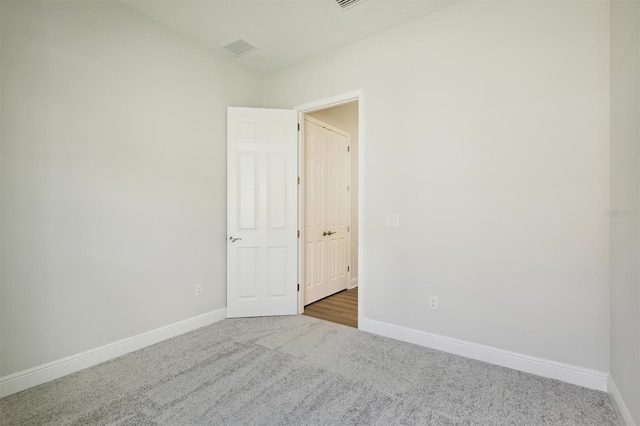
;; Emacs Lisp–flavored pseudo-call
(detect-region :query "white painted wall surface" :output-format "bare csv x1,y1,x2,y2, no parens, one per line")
0,1,261,376
610,0,640,423
308,102,359,282
263,0,610,371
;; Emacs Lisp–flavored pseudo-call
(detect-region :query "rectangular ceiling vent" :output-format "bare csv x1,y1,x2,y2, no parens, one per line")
222,39,256,57
336,0,368,10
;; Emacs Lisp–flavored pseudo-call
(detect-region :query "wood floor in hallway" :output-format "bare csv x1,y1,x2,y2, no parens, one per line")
303,287,358,328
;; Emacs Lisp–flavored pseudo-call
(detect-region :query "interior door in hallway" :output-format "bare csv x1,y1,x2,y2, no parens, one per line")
304,116,350,305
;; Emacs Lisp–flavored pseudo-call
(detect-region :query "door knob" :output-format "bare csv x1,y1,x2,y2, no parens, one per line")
229,236,242,242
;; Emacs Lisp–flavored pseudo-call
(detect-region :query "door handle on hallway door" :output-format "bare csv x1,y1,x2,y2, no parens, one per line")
229,236,242,242
323,231,336,236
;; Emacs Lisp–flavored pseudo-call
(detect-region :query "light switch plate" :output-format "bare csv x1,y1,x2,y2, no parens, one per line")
386,214,400,227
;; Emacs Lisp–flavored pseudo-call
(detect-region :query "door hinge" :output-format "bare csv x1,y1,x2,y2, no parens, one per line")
297,230,300,238
347,146,350,152
298,176,300,185
297,283,300,292
348,226,350,232
347,266,350,272
298,123,300,131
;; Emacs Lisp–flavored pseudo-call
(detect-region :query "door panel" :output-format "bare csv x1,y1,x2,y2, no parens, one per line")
267,247,287,297
227,107,298,318
237,247,258,299
267,153,287,229
237,153,258,230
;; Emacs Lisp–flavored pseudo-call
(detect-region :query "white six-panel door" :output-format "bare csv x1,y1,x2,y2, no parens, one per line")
227,107,298,318
304,116,350,305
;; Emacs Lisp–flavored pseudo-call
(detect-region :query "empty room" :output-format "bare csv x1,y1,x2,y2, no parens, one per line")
1,0,639,425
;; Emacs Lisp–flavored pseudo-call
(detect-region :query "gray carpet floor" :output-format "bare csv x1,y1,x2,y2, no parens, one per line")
0,315,620,426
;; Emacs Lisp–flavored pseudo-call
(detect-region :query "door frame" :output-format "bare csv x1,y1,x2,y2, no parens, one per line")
294,90,365,328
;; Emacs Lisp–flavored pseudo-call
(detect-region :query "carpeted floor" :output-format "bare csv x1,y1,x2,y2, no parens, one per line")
0,316,620,425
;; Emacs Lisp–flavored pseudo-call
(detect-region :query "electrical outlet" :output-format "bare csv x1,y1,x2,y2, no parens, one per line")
195,283,203,296
429,295,439,310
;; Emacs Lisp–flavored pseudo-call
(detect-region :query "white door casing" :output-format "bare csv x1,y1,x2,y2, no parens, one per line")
303,116,350,305
227,107,298,318
295,90,363,321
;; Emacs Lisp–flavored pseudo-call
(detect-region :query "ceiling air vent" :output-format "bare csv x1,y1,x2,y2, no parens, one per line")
222,39,256,57
336,0,368,10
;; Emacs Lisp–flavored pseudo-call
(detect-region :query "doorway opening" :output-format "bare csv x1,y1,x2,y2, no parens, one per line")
295,92,363,328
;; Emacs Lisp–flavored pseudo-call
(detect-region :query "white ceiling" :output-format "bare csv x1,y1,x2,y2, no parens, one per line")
118,0,463,74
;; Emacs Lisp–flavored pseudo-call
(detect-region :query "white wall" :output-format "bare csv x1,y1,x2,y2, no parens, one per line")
264,0,610,371
308,102,359,283
0,1,261,376
610,0,640,423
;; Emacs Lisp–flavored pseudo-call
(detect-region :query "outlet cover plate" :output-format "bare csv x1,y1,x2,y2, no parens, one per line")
429,295,439,310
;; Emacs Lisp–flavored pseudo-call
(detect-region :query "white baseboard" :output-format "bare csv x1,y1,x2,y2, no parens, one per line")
0,308,227,398
349,277,358,289
360,317,608,392
609,376,637,426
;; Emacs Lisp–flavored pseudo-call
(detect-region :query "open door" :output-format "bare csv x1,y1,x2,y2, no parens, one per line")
227,107,298,318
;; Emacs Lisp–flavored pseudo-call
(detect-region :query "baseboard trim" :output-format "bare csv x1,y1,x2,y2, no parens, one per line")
0,308,227,398
349,277,358,289
608,376,637,426
360,318,608,392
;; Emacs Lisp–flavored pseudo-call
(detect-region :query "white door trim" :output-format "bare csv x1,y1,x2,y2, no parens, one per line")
294,90,365,328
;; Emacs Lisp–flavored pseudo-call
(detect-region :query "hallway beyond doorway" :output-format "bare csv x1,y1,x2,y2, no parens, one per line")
303,287,358,328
